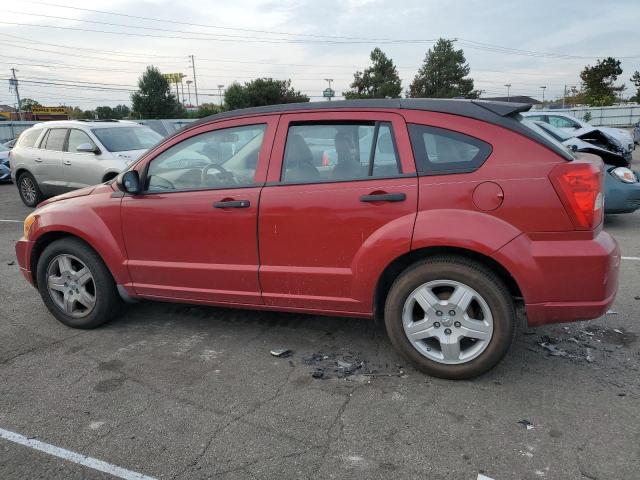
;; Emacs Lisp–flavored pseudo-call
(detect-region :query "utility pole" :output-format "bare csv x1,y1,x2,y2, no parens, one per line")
180,75,185,106
189,55,199,107
540,85,547,104
504,84,512,102
186,80,193,107
9,68,23,121
562,84,567,109
217,84,224,106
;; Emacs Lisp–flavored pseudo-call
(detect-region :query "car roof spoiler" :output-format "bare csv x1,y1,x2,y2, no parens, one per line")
471,100,532,117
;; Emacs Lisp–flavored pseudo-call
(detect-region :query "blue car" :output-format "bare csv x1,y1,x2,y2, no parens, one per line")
0,143,11,183
534,121,640,214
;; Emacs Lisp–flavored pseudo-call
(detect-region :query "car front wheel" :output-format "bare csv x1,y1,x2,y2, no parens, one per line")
384,255,516,379
36,238,122,329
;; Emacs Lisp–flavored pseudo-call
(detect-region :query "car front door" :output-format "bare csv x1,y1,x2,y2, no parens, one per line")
63,128,103,189
33,128,68,196
120,116,278,305
258,111,418,314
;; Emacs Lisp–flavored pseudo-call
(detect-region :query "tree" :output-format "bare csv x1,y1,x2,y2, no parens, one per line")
343,48,402,99
224,78,309,110
113,104,131,119
131,66,184,118
579,57,624,106
630,71,640,103
95,104,131,119
95,106,114,119
408,38,479,99
20,98,41,112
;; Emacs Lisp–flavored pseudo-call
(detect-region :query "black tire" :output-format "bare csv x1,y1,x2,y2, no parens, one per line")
36,237,122,329
384,255,516,380
17,171,44,208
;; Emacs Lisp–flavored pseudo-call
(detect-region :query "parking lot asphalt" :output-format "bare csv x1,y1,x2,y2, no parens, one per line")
1,153,639,480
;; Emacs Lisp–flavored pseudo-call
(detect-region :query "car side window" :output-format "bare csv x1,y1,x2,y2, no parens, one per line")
67,129,97,152
146,124,266,192
281,122,401,184
408,124,492,175
548,116,579,129
42,129,68,151
526,115,545,122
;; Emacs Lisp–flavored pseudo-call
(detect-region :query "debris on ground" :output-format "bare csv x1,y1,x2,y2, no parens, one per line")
606,309,618,315
539,341,567,357
613,329,623,334
517,419,535,430
585,348,595,363
270,348,293,358
477,474,495,480
6,260,14,266
303,352,367,379
634,295,640,300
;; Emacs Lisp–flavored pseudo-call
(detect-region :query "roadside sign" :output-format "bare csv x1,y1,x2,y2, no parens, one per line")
323,88,335,98
31,107,68,115
163,73,185,83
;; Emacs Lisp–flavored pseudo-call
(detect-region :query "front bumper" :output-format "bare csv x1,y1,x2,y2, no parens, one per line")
15,238,35,286
604,170,640,214
493,229,620,326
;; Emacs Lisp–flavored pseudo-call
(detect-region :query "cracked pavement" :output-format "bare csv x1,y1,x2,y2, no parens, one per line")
1,148,639,479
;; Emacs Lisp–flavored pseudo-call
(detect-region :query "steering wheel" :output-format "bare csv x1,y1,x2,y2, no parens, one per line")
148,175,175,190
201,163,236,186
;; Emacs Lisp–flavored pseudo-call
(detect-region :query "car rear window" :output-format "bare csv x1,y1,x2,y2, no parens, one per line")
408,124,492,175
17,128,43,148
91,126,163,152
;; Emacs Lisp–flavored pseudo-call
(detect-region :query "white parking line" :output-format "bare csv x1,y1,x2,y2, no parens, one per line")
0,219,23,223
0,427,157,480
622,256,640,261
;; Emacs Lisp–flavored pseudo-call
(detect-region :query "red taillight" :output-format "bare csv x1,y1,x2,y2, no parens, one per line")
549,160,603,230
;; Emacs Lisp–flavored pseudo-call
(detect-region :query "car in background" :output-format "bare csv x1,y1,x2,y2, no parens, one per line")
0,143,11,183
634,121,640,145
14,99,620,379
533,121,640,214
3,138,18,149
522,111,634,161
10,120,163,207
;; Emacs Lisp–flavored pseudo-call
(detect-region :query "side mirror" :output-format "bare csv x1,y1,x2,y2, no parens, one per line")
76,143,100,154
115,170,141,194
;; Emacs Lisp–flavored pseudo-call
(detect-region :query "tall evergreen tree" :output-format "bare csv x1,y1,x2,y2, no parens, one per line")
409,38,478,99
580,57,624,106
131,66,184,118
343,48,402,99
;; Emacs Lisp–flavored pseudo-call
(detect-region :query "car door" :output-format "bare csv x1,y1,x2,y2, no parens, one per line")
120,116,278,305
258,111,418,314
63,128,102,189
33,128,68,196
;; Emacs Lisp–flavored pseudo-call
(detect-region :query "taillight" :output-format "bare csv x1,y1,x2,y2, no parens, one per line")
549,160,603,230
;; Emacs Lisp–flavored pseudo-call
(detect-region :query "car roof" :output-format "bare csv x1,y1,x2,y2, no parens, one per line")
33,120,142,129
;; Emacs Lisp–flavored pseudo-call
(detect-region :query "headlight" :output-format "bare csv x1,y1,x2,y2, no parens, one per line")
23,214,36,239
611,167,638,184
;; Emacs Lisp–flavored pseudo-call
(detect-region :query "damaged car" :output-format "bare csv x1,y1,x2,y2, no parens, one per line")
523,111,634,162
534,121,640,214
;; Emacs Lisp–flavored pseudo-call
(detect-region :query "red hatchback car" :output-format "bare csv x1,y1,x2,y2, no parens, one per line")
15,99,620,379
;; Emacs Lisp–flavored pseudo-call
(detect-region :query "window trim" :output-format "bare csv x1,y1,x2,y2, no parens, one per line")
39,128,69,152
277,120,403,186
140,122,268,195
408,123,493,176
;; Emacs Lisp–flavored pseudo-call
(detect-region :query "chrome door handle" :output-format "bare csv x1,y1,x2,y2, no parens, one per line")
63,160,72,165
34,158,43,163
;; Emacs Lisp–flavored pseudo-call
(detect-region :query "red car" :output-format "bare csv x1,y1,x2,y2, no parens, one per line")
15,100,620,379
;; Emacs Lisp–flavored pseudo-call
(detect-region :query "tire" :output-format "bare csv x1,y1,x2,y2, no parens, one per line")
384,255,516,379
17,171,44,208
36,237,122,329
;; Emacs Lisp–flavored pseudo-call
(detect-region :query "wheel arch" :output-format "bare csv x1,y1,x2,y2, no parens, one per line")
373,246,523,323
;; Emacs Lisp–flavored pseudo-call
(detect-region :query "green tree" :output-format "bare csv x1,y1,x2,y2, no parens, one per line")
113,104,131,119
343,48,402,99
20,98,41,111
408,38,479,99
131,66,184,118
95,106,114,119
224,78,309,110
95,105,131,119
580,57,623,106
630,71,640,103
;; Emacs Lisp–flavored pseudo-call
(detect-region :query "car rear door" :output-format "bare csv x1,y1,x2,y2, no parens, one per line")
120,116,278,305
62,128,103,189
257,111,418,314
33,128,68,195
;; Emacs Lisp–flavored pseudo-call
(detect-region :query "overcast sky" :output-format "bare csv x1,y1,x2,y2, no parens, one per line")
2,0,640,109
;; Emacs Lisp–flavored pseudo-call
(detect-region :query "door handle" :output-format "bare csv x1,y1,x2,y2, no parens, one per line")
63,160,72,165
34,158,43,163
213,200,250,208
360,192,406,203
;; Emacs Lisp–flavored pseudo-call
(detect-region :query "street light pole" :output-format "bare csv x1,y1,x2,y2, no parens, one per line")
504,84,512,102
540,85,547,104
324,78,333,101
217,84,224,106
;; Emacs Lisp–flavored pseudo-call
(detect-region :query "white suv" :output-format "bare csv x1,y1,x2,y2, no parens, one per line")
10,120,163,207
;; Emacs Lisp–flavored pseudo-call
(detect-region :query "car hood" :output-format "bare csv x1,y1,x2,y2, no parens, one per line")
562,134,627,167
38,185,97,207
578,126,632,151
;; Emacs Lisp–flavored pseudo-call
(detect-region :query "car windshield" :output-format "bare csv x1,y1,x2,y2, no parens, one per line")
533,121,574,142
517,115,576,159
91,126,163,152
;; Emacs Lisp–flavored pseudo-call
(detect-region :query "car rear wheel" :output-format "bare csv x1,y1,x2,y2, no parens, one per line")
384,255,516,379
17,172,44,207
36,238,122,329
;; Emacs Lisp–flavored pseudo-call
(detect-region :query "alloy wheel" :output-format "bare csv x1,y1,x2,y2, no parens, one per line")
46,254,96,318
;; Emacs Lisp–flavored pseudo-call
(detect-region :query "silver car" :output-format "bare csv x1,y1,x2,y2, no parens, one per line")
10,120,163,207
